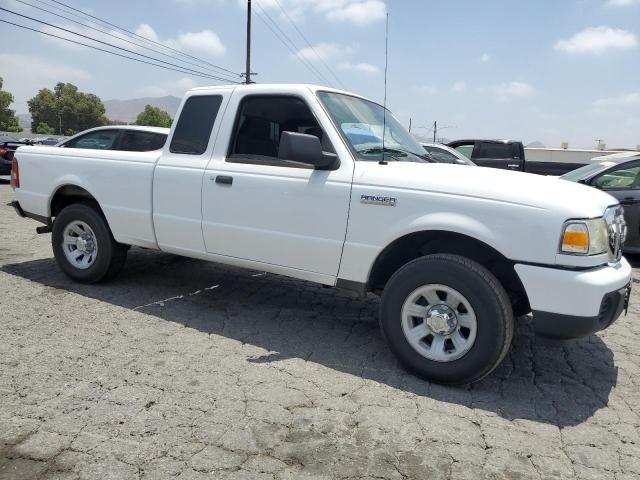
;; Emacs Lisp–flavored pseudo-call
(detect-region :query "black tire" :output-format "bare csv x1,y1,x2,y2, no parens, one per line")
379,254,513,385
52,202,127,283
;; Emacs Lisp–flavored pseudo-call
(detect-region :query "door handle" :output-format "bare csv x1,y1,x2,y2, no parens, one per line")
214,175,233,185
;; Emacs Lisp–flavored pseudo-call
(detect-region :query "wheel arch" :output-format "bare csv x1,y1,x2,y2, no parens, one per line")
367,230,530,316
50,184,108,222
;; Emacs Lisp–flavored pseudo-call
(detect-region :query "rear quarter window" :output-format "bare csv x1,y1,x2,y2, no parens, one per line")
170,95,222,155
475,143,516,159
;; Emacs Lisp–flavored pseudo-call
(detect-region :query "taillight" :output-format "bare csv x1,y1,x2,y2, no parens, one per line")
10,157,19,189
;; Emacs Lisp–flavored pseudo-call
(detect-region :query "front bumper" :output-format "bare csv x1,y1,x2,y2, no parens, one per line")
515,258,632,339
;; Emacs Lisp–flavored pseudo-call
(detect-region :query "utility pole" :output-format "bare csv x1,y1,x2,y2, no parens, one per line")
244,0,253,84
433,120,437,142
58,114,62,136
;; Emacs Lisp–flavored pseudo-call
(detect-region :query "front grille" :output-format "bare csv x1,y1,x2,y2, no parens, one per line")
604,205,626,263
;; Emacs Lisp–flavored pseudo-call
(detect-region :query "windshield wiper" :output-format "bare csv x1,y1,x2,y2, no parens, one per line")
357,146,431,163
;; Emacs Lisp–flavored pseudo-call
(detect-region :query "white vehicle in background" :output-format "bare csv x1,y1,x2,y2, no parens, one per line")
10,84,631,384
59,125,169,151
421,142,476,165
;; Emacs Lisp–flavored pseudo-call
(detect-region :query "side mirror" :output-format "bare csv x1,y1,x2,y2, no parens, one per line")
278,131,339,170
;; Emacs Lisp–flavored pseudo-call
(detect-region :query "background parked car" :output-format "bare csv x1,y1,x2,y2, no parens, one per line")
0,134,25,175
560,152,640,253
448,139,583,176
35,137,62,146
421,142,476,165
59,126,169,152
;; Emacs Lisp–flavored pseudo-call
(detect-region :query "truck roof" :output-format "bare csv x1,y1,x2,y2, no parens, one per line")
187,83,374,103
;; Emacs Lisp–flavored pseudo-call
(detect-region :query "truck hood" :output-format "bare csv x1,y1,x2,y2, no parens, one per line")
353,162,617,218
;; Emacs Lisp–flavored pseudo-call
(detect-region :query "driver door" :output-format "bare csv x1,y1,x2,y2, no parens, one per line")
201,90,353,283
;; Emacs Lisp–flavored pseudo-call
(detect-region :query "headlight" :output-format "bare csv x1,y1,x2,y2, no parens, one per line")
559,218,608,255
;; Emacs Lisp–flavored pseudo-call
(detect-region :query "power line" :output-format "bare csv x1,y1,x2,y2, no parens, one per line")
0,7,240,83
271,0,347,90
13,0,235,79
42,0,239,78
252,2,333,86
0,19,236,82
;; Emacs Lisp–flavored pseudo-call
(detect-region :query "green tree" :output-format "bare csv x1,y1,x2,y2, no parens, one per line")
35,123,55,135
28,83,108,135
134,105,172,128
0,77,22,133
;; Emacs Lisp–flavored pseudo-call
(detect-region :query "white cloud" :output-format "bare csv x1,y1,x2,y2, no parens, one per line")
137,25,225,56
292,42,378,75
451,81,467,93
39,22,225,57
135,24,160,42
337,62,379,74
138,77,201,97
324,0,386,25
606,0,640,6
0,54,91,112
593,92,640,107
480,53,491,63
415,84,438,95
246,0,386,25
554,26,637,54
491,81,534,102
294,42,347,62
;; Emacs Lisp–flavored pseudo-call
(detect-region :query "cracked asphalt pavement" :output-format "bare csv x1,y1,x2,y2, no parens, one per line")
1,181,640,479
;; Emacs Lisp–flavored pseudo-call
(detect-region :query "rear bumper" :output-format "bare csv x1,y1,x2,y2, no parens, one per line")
8,200,50,225
515,259,632,339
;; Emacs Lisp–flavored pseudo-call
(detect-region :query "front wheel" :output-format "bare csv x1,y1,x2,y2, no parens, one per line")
379,254,513,385
52,203,127,283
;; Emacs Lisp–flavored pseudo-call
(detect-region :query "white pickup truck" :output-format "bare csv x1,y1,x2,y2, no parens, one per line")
10,84,632,384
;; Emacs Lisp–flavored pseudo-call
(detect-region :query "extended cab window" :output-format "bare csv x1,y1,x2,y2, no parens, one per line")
170,95,222,155
63,130,120,150
117,131,167,152
227,95,333,167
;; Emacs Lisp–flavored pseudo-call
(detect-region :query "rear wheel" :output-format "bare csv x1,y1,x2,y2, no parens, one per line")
52,203,127,283
379,254,513,385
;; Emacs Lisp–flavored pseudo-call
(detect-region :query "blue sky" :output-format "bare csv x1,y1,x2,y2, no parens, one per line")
1,0,639,148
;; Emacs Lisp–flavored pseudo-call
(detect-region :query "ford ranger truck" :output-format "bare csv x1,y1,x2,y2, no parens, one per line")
10,84,632,385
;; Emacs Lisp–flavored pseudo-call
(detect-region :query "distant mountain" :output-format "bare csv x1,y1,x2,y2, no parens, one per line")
103,96,181,124
526,141,545,148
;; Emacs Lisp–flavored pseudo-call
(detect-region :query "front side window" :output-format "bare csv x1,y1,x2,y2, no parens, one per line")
63,130,120,150
593,163,640,190
117,131,167,152
454,145,474,159
228,95,332,166
318,91,428,163
170,95,222,155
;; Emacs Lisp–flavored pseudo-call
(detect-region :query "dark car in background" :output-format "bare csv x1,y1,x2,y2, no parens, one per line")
448,139,583,176
448,139,524,171
0,135,25,176
560,153,640,253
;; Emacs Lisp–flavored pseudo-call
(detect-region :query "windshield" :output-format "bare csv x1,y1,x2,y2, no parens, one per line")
317,91,430,163
560,161,615,182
